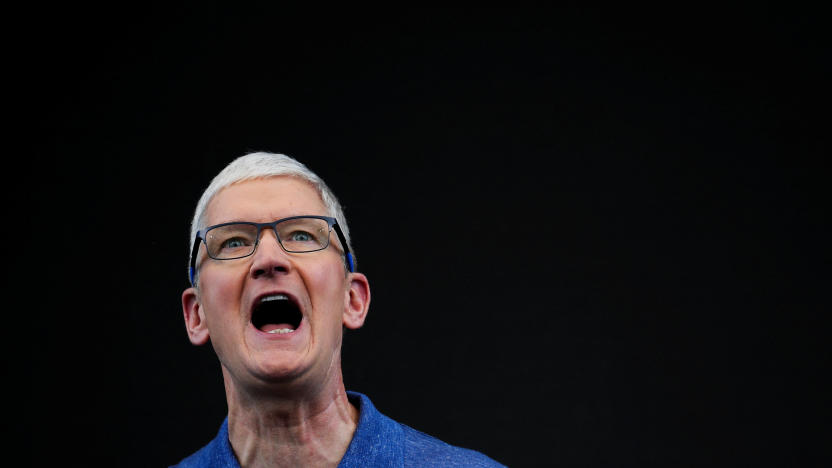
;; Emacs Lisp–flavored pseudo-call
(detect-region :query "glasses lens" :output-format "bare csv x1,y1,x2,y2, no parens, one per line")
205,223,259,259
276,217,331,252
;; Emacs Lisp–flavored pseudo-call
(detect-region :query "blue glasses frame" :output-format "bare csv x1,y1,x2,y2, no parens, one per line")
189,215,354,285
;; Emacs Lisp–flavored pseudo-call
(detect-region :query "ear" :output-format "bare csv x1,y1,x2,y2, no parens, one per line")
342,272,371,329
182,287,210,345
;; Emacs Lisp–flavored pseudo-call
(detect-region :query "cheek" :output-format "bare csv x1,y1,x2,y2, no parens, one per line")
198,269,247,366
200,268,246,326
306,263,348,314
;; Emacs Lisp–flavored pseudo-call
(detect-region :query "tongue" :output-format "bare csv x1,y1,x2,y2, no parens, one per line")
260,323,294,332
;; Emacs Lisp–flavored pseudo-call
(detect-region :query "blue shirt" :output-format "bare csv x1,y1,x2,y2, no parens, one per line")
171,391,504,467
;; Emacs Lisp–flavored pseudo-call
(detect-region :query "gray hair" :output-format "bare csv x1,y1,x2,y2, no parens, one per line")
188,152,353,283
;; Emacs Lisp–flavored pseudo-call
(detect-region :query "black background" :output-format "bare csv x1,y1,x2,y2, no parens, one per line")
21,6,828,467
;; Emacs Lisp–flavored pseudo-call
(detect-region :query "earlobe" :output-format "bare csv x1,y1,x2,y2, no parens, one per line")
182,287,210,345
343,273,371,329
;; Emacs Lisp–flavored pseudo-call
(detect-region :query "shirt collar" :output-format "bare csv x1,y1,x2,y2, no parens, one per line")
208,391,403,467
339,391,404,467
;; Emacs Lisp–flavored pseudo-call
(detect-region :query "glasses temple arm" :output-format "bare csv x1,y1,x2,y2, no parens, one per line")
188,236,202,286
332,224,355,272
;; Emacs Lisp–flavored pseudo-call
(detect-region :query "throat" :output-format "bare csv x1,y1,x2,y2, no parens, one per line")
227,391,359,467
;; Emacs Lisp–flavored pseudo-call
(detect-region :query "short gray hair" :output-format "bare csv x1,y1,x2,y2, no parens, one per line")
188,152,353,283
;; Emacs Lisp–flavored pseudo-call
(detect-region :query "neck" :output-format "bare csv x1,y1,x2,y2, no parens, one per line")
223,369,359,468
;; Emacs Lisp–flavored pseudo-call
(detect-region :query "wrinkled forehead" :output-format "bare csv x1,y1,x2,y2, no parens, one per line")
202,176,328,227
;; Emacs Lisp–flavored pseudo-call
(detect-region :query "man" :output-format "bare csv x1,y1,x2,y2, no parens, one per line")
173,152,503,467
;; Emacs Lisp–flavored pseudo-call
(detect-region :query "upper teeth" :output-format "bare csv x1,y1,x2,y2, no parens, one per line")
261,294,288,303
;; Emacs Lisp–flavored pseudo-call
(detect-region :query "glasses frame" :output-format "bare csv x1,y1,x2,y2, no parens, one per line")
189,215,354,285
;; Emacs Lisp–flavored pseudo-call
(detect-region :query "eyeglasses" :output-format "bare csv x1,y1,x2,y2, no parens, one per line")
189,215,354,285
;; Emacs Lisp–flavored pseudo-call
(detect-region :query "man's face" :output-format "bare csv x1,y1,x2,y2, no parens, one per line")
182,176,369,391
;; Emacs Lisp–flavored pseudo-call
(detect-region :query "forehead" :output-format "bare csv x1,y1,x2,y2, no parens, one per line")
204,176,327,226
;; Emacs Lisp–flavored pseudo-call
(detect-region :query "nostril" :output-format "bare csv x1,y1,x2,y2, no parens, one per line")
253,265,288,278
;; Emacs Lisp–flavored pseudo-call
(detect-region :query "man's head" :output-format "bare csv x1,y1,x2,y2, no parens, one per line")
188,152,355,287
181,152,370,393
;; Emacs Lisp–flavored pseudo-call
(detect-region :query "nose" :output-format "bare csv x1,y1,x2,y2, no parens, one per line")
249,228,292,280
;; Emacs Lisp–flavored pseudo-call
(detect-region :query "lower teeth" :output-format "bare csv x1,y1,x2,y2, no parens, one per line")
266,328,294,334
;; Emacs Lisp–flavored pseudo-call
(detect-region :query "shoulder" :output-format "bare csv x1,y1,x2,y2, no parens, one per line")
347,391,504,467
399,423,505,467
168,419,238,468
168,444,210,468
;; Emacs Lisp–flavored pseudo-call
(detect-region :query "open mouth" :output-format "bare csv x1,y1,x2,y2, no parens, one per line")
251,294,303,334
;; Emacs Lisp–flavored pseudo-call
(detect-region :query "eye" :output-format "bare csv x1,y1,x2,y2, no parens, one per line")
287,230,314,242
221,237,250,249
276,218,329,250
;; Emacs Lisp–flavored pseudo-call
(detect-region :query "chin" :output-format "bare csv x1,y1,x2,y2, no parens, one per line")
245,354,313,385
